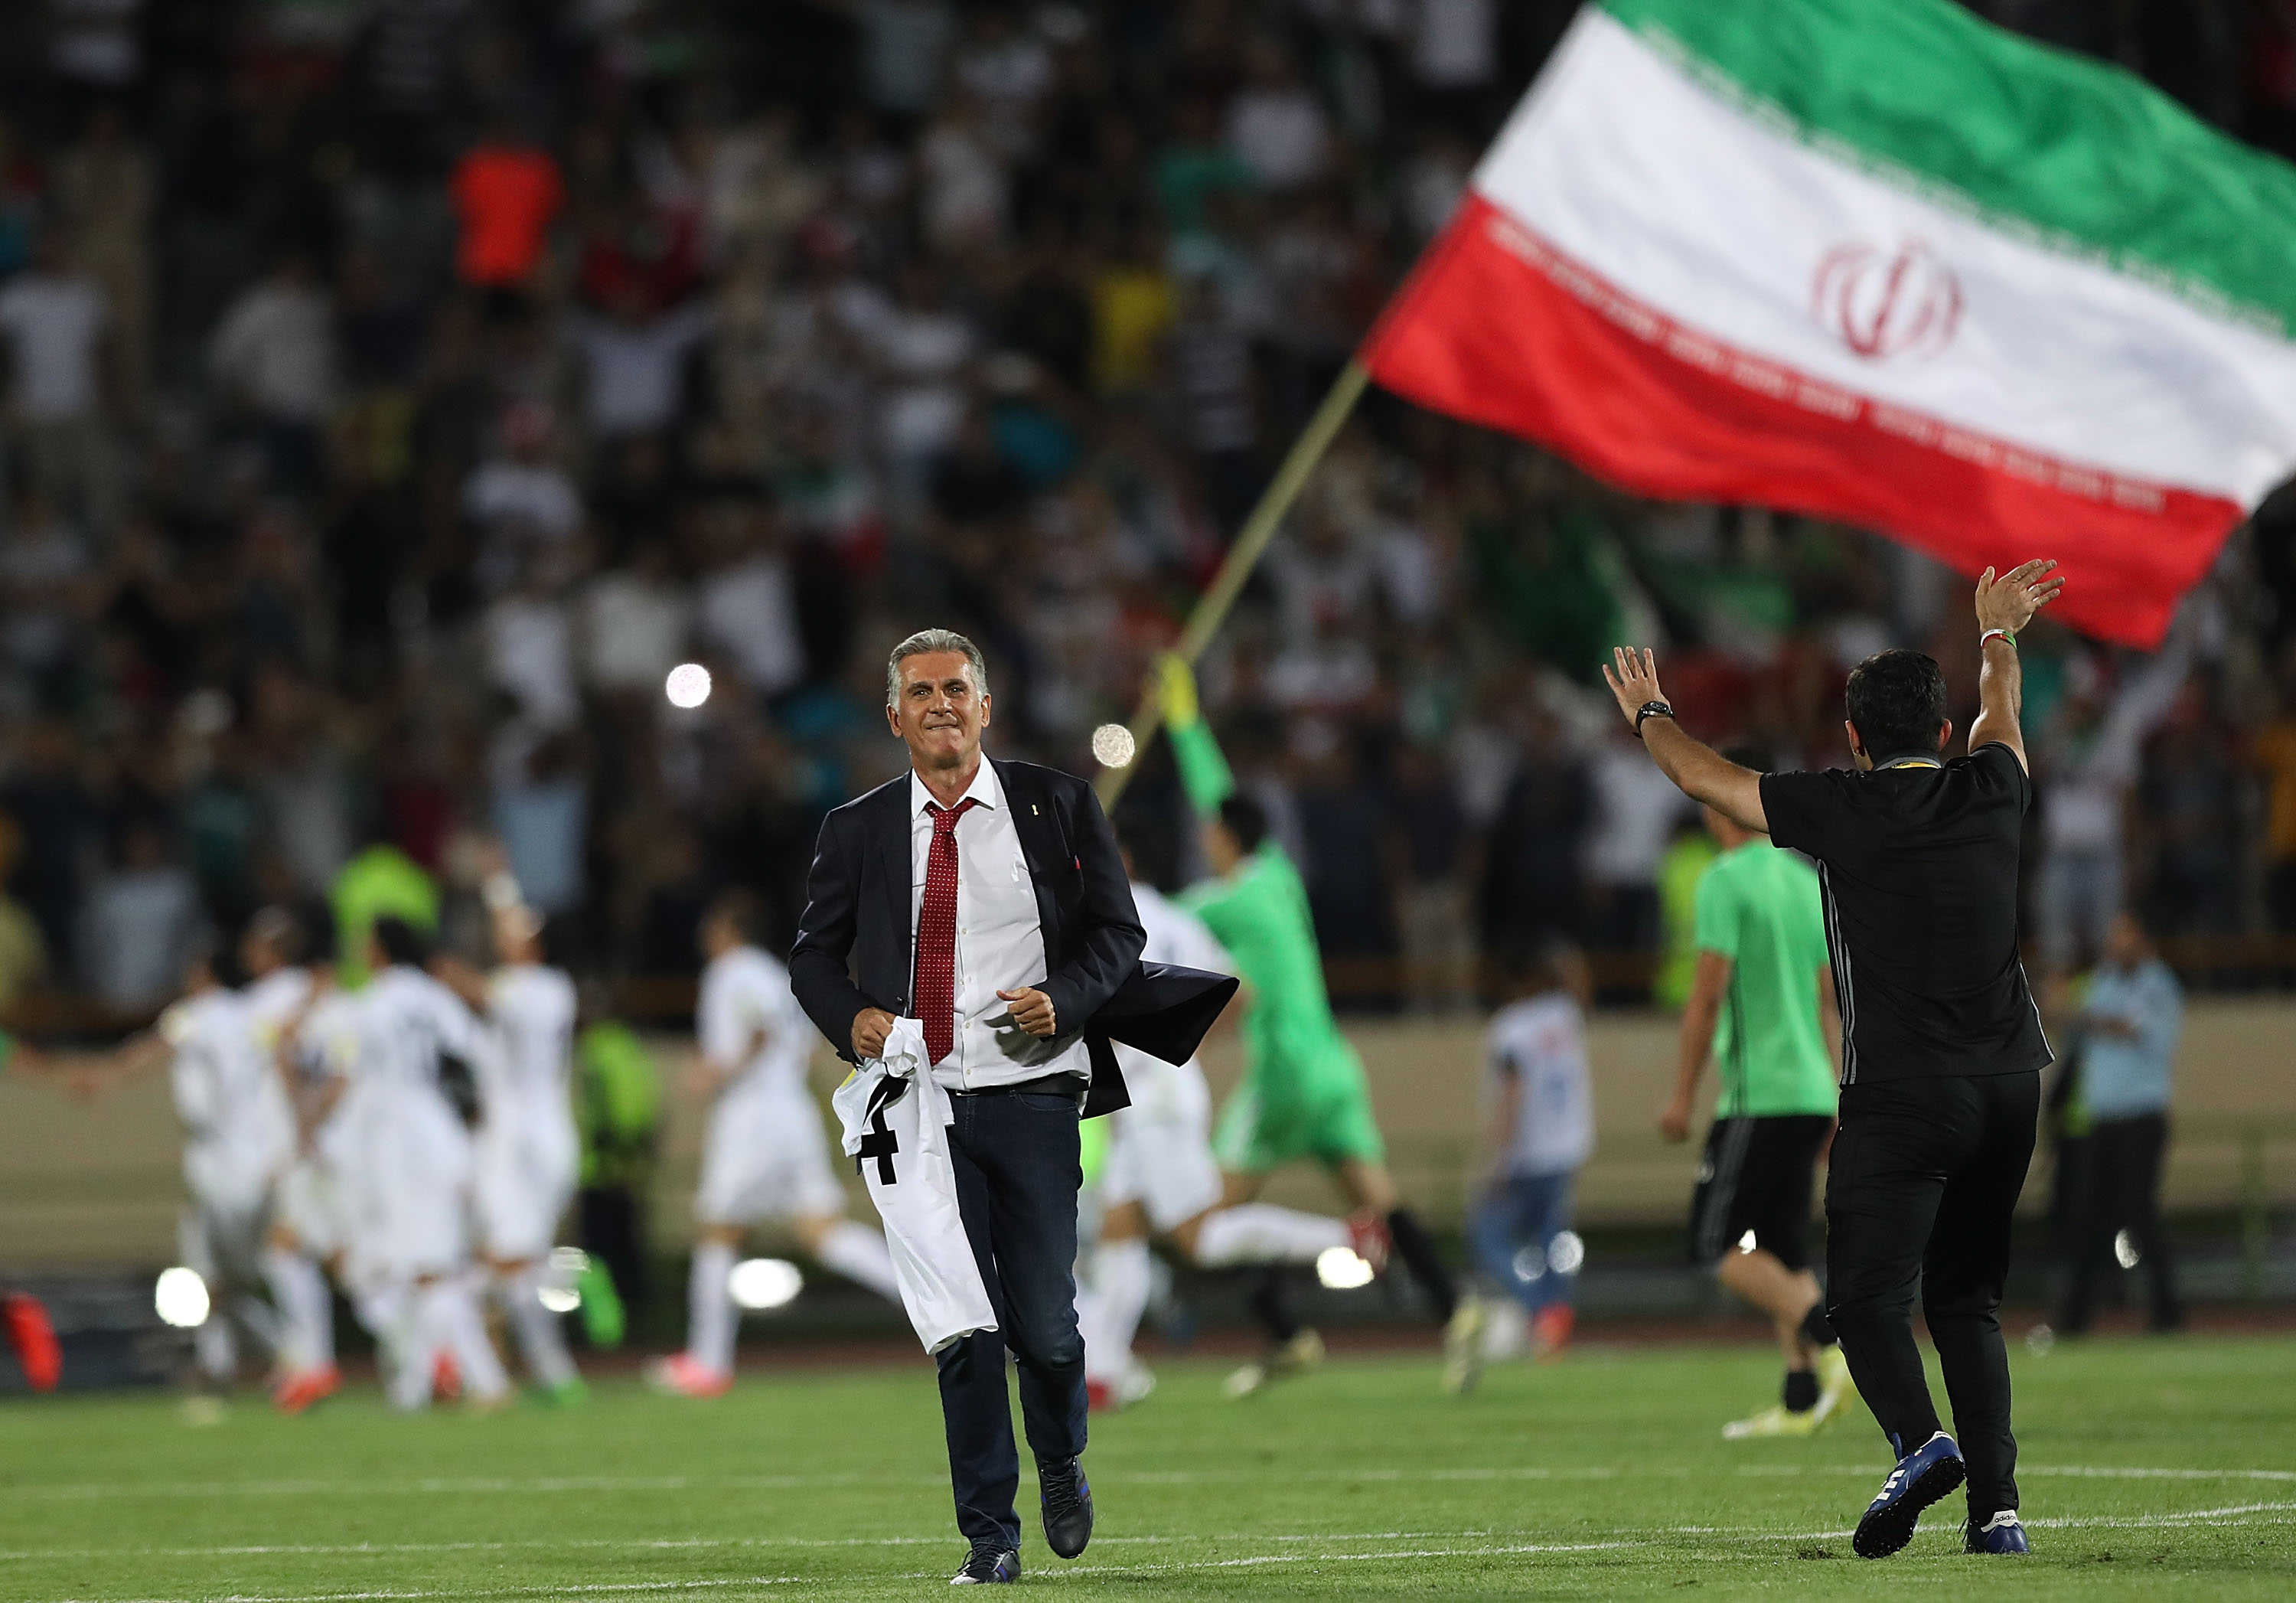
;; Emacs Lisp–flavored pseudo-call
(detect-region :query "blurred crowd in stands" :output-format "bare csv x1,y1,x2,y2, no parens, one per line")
0,0,2294,1024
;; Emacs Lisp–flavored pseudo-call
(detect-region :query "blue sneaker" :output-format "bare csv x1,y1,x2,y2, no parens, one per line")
949,1546,1019,1585
1853,1432,1967,1559
1965,1510,2030,1554
1039,1456,1094,1559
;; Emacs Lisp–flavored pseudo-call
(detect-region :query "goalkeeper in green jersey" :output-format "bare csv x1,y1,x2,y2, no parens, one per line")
1154,655,1486,1395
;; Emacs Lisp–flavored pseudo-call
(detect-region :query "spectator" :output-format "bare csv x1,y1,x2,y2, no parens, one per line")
2036,637,2190,970
0,228,120,532
208,248,336,497
463,401,583,593
568,286,710,443
449,114,563,293
579,536,693,697
50,101,154,408
491,723,589,917
1582,722,1693,971
1226,38,1331,191
695,495,805,698
79,820,203,1010
1479,711,1591,961
0,485,96,705
851,0,961,119
2056,912,2183,1334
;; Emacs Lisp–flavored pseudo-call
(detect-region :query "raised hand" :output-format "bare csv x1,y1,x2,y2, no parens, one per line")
1975,560,2065,635
1601,647,1669,730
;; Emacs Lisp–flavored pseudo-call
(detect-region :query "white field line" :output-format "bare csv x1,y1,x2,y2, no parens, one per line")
48,1581,807,1603
15,1504,2296,1579
8,1462,2292,1501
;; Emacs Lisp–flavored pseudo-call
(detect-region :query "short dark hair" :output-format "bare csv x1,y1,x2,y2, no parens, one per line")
371,915,431,969
1216,793,1267,855
1844,650,1949,759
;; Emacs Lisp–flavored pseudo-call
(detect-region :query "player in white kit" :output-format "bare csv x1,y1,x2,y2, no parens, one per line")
350,917,513,1411
89,942,296,1398
436,903,585,1402
1075,828,1360,1410
236,906,347,1412
646,890,902,1398
1471,944,1596,1361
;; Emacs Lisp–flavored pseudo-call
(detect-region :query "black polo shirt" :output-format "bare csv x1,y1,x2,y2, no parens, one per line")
1758,743,2052,1086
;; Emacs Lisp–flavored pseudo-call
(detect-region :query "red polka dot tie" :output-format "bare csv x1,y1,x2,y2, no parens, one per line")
915,798,980,1066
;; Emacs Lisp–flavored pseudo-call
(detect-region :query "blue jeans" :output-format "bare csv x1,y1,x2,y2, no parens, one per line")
1471,1170,1578,1316
937,1088,1089,1551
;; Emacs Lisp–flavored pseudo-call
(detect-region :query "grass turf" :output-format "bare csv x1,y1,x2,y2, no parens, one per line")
1,1333,2291,1599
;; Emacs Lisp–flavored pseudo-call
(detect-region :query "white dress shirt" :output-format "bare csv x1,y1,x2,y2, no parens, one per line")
908,760,1088,1091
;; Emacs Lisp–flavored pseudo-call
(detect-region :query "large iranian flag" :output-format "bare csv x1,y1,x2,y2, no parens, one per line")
1362,0,2296,647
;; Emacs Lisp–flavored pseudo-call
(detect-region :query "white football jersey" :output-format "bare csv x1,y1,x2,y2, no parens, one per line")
485,963,577,1112
697,945,810,1101
359,965,498,1094
164,988,294,1206
1486,992,1595,1177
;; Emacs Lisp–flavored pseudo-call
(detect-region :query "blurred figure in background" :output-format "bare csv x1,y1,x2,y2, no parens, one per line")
573,983,662,1334
353,916,513,1412
82,942,295,1408
1662,758,1852,1441
437,903,586,1402
646,890,900,1399
2056,913,2183,1335
1156,655,1480,1397
1470,942,1593,1361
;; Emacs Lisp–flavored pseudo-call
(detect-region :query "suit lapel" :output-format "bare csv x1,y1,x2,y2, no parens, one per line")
995,759,1065,957
871,777,913,991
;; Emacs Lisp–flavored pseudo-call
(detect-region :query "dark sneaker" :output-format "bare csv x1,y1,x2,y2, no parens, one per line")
1039,1456,1094,1559
949,1546,1019,1585
1854,1431,1966,1559
1965,1510,2030,1554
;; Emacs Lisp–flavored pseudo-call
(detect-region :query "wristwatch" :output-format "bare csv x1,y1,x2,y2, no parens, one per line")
1633,700,1675,738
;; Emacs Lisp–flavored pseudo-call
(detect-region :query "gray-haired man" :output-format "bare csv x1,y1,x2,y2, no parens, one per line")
789,629,1232,1584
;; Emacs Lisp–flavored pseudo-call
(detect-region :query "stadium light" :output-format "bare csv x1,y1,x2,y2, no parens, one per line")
729,1257,804,1311
665,662,713,710
2113,1229,2141,1270
1512,1245,1546,1283
155,1266,210,1328
538,1246,589,1314
1549,1230,1585,1276
1315,1246,1375,1290
1090,723,1136,769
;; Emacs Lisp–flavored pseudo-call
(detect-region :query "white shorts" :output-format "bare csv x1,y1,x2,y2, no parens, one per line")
181,1191,269,1287
475,1113,579,1261
274,1156,349,1259
695,1080,846,1227
351,1088,476,1279
1100,1052,1222,1236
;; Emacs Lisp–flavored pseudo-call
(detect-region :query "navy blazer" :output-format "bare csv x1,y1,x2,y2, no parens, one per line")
788,756,1237,1117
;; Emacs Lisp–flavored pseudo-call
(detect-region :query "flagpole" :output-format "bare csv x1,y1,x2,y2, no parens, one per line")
1094,357,1371,809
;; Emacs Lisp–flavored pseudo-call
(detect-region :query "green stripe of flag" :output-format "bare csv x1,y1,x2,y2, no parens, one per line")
1602,0,2296,337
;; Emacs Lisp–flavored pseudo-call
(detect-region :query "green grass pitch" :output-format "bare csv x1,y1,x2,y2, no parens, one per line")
2,1334,2291,1599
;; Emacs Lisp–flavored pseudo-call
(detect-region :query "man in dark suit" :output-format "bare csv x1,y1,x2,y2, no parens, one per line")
790,628,1228,1585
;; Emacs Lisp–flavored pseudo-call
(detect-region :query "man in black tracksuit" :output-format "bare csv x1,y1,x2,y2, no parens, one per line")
1603,558,2065,1560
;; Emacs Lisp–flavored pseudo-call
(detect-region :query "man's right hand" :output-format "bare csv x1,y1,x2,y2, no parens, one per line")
1974,559,2064,635
1658,1090,1694,1144
851,1007,895,1060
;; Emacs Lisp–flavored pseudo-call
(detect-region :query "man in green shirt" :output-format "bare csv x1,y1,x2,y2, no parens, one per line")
1156,656,1484,1396
1663,751,1854,1438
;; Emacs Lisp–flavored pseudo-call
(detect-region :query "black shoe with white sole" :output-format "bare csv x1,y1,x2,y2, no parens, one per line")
1039,1455,1094,1559
949,1545,1019,1585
